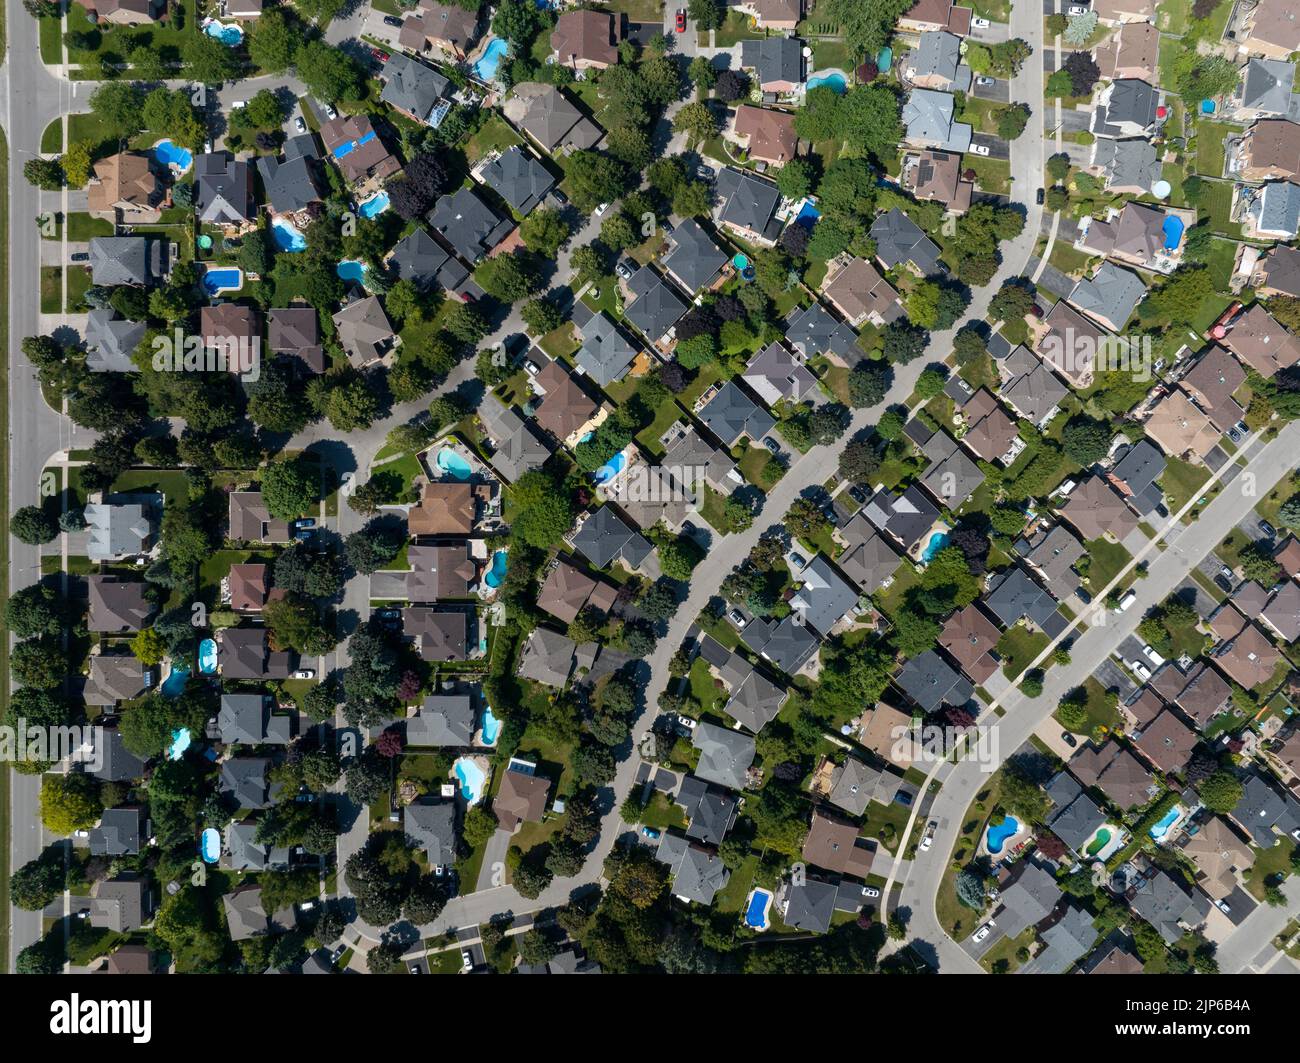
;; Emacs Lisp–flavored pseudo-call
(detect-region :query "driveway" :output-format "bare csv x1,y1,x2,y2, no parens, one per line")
476,827,514,892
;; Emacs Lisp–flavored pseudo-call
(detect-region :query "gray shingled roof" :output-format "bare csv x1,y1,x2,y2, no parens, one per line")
575,310,638,385
692,721,755,791
387,227,470,292
662,218,727,292
623,266,687,342
194,151,255,225
408,695,476,746
740,35,803,87
783,876,838,933
380,51,451,122
714,167,782,240
479,145,555,214
427,187,513,263
84,309,145,373
404,800,458,866
699,380,776,446
870,208,942,274
571,505,653,571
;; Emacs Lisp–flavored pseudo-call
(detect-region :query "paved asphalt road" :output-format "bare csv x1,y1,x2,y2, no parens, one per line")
889,421,1300,972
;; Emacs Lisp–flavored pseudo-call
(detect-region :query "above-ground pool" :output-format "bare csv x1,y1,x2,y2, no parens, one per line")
336,259,368,285
1162,215,1185,251
986,815,1021,855
481,706,502,745
167,727,192,761
453,757,488,803
201,267,243,295
920,531,950,563
270,217,307,252
198,638,218,674
593,450,627,485
153,138,193,174
1201,99,1216,114
161,664,190,698
484,549,508,589
358,191,390,219
199,828,221,864
196,234,213,251
436,446,473,481
807,71,848,94
473,36,509,81
732,252,750,270
203,19,244,46
1150,804,1182,841
744,888,773,931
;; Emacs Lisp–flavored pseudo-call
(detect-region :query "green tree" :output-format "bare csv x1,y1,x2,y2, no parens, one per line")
260,455,320,520
40,774,104,834
1198,771,1243,814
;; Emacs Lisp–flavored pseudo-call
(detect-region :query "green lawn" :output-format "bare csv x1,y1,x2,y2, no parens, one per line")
67,212,114,242
1195,120,1237,176
39,267,61,313
1159,456,1212,517
995,624,1050,680
1056,676,1122,735
1245,837,1297,902
1198,179,1239,237
964,155,1010,196
1204,235,1238,291
1156,0,1189,34
1081,537,1133,596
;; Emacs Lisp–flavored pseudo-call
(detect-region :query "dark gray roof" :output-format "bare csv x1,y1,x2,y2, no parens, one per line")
1241,57,1296,114
404,800,458,866
789,553,860,636
995,860,1062,938
623,267,687,342
838,528,903,594
918,430,985,508
571,504,654,571
225,821,290,871
428,187,514,264
478,393,553,482
1049,791,1108,852
194,151,255,225
89,236,167,287
827,756,883,817
479,145,555,215
692,721,755,791
380,51,451,121
1092,79,1159,137
870,208,941,274
656,834,730,904
517,626,577,687
910,30,971,90
1067,262,1145,329
85,653,150,707
861,484,940,551
785,302,859,361
678,776,737,846
1021,903,1097,974
1256,179,1300,237
1111,439,1166,500
387,227,470,292
575,309,639,385
662,218,727,292
714,167,782,240
1232,771,1300,846
218,693,291,746
408,695,476,746
220,626,295,680
282,133,320,162
740,36,803,87
84,309,145,373
783,876,838,933
894,649,973,712
89,807,145,856
699,380,776,446
983,563,1062,630
220,756,274,809
740,614,820,675
256,152,322,214
89,726,146,783
87,576,153,633
1129,867,1211,944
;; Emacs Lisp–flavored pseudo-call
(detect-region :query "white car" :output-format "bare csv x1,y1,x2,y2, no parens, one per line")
973,922,994,942
1117,590,1138,611
594,202,610,215
1215,899,1231,914
1068,4,1089,13
1142,644,1166,667
861,886,880,899
295,116,307,133
232,99,246,110
293,669,316,680
324,104,338,120
970,144,991,156
974,75,994,86
972,16,990,27
1130,660,1152,681
461,950,474,971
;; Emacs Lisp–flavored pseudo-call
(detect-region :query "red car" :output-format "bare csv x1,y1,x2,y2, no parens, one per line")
675,9,686,32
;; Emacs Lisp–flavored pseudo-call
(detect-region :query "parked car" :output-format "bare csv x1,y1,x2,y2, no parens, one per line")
329,945,345,965
1215,898,1231,914
973,922,994,942
920,821,936,852
292,669,316,680
1220,564,1235,580
676,715,697,731
1131,660,1152,681
1260,520,1276,538
295,518,316,530
1035,187,1045,205
861,886,880,898
461,950,473,971
614,260,634,280
324,104,338,120
1061,731,1078,748
1117,590,1137,611
729,608,748,628
376,607,401,621
1228,426,1241,443
383,14,403,27
762,436,781,454
675,8,687,32
70,251,89,262
1068,4,1089,13
970,144,990,156
594,202,610,215
1143,644,1165,667
641,826,661,841
975,75,994,86
409,965,422,974
294,116,306,133
372,49,391,63
523,357,541,375
972,16,990,27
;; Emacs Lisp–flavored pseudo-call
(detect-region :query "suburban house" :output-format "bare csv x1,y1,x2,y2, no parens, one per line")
570,504,657,575
1090,136,1163,195
402,607,469,661
398,0,481,61
802,810,873,878
1091,79,1162,139
266,306,325,375
661,218,728,294
84,309,145,373
834,518,903,594
821,256,903,327
743,341,818,407
1133,708,1198,775
501,83,604,155
999,345,1069,426
407,694,477,747
379,52,451,125
1178,816,1254,901
531,357,602,445
228,490,291,544
894,648,974,713
729,105,801,165
333,295,397,368
697,634,788,733
938,604,1002,683
1215,302,1300,376
219,627,294,680
319,114,401,186
733,0,803,31
1057,474,1138,542
1129,865,1211,945
1096,19,1159,82
218,692,291,746
87,152,161,223
404,801,458,869
1066,261,1146,331
899,148,974,213
905,31,971,92
194,151,255,229
228,562,271,611
740,36,805,94
428,186,514,265
902,88,972,153
85,500,155,561
698,380,777,447
1143,388,1222,462
899,0,972,34
955,387,1020,464
476,393,553,483
1234,0,1300,61
536,558,619,627
385,227,469,295
693,722,756,791
85,652,150,708
1242,179,1300,239
622,267,687,346
714,167,783,244
473,144,555,215
1252,242,1300,296
1230,57,1298,122
1032,299,1106,389
77,0,162,24
256,140,324,217
87,576,154,634
784,301,860,361
495,761,551,830
656,834,730,905
1229,118,1300,181
861,484,941,554
88,236,170,287
550,8,621,70
870,207,943,274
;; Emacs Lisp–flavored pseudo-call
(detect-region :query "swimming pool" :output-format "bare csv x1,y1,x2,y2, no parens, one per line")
920,531,949,563
270,217,307,252
1200,99,1216,114
201,267,243,295
358,191,390,219
795,200,821,228
154,138,193,173
1161,215,1185,251
481,706,502,745
161,664,190,698
806,71,848,94
473,37,509,81
1149,804,1182,841
1085,827,1113,857
877,46,893,73
167,727,192,761
436,446,473,481
453,757,487,803
484,549,508,589
744,887,773,931
593,450,627,485
986,815,1020,855
203,19,244,46
732,252,750,270
200,827,221,864
198,638,218,674
336,259,368,285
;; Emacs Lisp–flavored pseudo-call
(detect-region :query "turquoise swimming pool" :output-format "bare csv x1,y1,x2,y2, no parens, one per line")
593,451,627,485
336,259,367,285
485,549,508,589
154,139,193,173
920,531,949,563
807,71,848,94
473,37,509,81
198,638,218,674
986,815,1020,855
271,217,307,252
162,664,190,698
168,727,192,761
200,827,221,864
453,757,487,803
744,888,773,930
201,267,243,295
436,447,473,481
1150,805,1181,840
203,19,244,46
481,706,502,745
359,191,390,219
